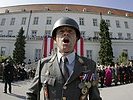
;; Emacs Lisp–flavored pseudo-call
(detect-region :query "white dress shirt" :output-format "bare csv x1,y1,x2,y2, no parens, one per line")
57,51,75,75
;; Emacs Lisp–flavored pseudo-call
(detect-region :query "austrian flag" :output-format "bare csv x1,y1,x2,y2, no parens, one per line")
43,36,84,57
43,36,54,57
75,37,84,56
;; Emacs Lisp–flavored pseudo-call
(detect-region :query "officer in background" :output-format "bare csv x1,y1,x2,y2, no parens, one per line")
3,59,14,93
26,17,102,100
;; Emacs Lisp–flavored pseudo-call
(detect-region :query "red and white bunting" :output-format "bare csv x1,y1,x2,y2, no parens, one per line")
43,36,84,57
74,37,84,56
43,36,54,57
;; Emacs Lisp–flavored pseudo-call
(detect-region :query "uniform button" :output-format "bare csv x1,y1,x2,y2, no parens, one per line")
62,97,66,100
63,86,67,89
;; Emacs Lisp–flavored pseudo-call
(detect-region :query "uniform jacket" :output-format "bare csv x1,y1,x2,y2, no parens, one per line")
3,62,14,82
26,53,102,100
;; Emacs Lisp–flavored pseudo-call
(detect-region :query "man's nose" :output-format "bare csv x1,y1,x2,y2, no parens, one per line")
63,31,69,36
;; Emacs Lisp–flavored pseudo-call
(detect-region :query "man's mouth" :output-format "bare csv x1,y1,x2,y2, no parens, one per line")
63,38,69,43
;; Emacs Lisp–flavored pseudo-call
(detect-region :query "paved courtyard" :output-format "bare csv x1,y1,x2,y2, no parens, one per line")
0,80,133,100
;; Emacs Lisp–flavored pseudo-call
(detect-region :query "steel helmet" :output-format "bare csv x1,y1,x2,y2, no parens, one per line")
51,17,80,40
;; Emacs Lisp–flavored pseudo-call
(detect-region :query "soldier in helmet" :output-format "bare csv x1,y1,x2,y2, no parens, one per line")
26,17,102,100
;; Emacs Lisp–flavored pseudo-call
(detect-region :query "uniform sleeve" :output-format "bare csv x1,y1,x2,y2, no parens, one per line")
88,60,102,100
89,86,102,100
26,60,43,100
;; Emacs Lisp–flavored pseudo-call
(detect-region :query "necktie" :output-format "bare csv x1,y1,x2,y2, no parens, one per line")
61,57,69,80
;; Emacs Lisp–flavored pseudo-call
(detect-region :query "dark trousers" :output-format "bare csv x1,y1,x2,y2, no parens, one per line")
4,81,12,93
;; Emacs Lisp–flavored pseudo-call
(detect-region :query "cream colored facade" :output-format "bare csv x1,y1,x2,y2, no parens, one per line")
0,4,133,64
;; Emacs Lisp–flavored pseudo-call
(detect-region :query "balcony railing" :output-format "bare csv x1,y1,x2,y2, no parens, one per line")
84,36,133,41
0,35,133,41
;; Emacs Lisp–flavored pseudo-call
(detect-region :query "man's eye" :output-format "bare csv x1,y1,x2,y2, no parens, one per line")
59,30,64,33
68,30,73,33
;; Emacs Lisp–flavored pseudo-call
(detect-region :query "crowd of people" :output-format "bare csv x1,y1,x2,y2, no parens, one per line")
0,59,36,93
1,58,133,89
12,64,36,81
97,61,133,88
0,60,36,82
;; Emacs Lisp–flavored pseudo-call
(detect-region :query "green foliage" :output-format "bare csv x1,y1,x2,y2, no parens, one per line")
0,56,7,63
98,19,114,65
118,51,128,65
13,27,26,64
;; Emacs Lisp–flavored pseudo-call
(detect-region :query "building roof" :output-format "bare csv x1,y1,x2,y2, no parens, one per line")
0,4,133,17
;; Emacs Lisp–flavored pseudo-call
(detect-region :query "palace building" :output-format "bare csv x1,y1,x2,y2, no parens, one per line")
0,4,133,64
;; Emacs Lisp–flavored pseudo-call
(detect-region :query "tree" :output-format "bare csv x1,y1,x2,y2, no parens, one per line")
98,19,113,65
0,56,7,63
13,27,26,64
118,51,128,65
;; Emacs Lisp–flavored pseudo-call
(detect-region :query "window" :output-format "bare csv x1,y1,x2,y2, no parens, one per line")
124,21,129,29
80,31,85,38
45,30,51,36
86,50,92,59
33,17,39,25
1,47,6,56
21,17,27,25
109,32,113,38
116,20,120,28
34,49,41,61
106,19,111,27
10,18,15,25
118,33,123,39
131,56,133,60
0,18,6,26
123,49,128,54
94,32,99,38
79,18,84,25
46,17,52,25
93,18,98,26
31,30,37,37
8,30,13,36
65,7,69,11
0,30,3,35
127,33,131,39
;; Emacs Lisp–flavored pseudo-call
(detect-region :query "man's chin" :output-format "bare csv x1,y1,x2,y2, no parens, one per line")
62,50,71,54
59,49,73,55
64,49,74,53
63,50,70,53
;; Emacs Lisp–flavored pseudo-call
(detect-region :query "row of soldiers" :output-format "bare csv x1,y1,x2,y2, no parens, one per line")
97,61,133,88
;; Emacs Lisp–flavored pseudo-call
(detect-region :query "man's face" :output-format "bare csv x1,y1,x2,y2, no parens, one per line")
55,26,77,54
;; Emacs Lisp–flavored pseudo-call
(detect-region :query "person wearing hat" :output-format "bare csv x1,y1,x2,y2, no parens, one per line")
26,17,102,100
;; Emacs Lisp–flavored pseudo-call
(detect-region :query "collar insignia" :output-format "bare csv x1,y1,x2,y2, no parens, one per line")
78,57,84,64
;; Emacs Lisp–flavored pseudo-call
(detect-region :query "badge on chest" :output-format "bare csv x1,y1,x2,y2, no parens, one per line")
79,70,92,95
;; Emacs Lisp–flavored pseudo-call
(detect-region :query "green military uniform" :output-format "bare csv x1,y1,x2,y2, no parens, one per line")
26,53,102,100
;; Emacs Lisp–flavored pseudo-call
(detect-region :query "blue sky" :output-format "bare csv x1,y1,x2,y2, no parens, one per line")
0,0,132,11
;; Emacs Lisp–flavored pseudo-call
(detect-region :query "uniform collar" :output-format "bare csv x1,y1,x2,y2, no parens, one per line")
57,51,75,64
